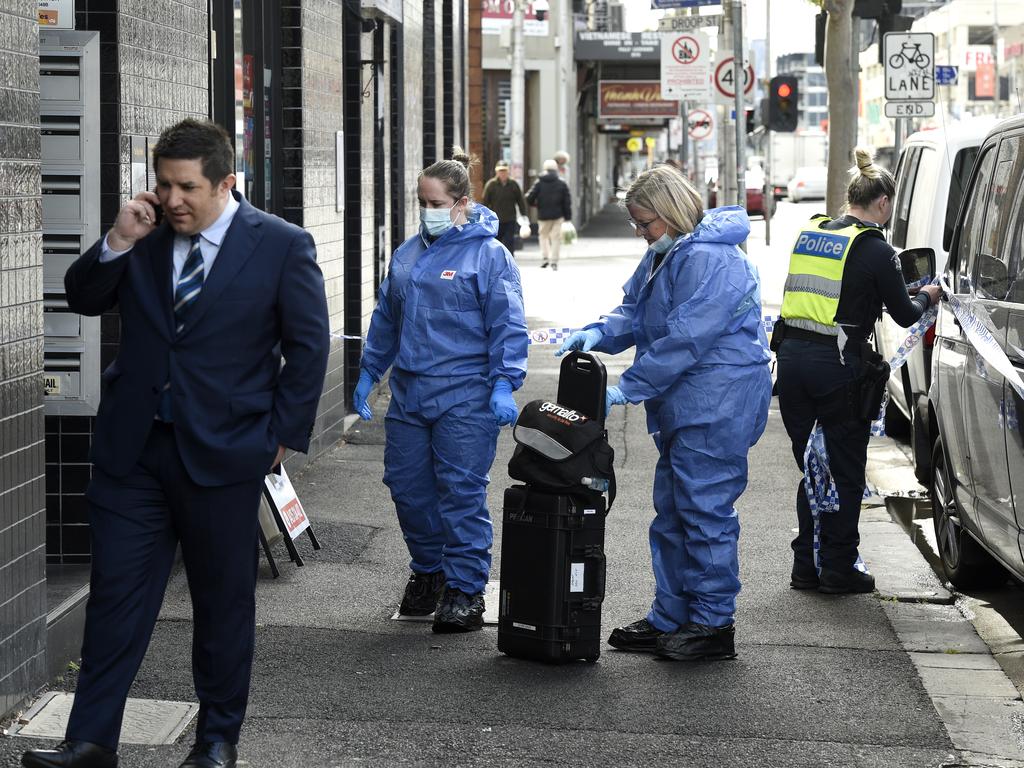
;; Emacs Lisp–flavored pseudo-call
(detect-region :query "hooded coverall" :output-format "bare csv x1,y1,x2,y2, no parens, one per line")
360,205,529,594
587,206,772,629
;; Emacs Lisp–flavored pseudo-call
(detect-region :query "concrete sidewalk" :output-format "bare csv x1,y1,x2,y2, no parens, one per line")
5,225,1024,767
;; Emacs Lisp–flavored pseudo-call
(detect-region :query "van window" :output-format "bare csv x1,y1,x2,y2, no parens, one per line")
978,135,1024,302
954,146,995,293
942,145,981,253
891,146,922,248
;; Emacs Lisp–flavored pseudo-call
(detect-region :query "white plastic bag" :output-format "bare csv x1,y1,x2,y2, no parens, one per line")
561,220,577,246
518,215,531,239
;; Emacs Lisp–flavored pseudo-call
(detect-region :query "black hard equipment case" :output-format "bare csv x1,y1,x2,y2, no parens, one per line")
497,351,610,663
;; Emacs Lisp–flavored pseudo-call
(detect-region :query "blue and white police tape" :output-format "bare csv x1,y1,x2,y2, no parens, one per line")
803,423,868,575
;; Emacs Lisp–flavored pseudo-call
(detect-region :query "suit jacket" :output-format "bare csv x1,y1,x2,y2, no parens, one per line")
66,192,330,487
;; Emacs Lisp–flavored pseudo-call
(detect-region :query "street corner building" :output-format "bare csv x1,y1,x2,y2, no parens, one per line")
0,0,477,719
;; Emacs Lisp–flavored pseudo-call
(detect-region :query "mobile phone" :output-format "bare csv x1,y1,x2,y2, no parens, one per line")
151,203,164,226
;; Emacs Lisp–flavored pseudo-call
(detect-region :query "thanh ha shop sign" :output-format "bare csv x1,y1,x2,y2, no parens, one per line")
599,80,679,120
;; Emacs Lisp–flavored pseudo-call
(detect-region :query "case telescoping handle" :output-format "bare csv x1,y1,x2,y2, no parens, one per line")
581,545,607,611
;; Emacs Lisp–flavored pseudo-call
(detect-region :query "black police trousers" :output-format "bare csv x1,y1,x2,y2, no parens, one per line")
776,338,872,576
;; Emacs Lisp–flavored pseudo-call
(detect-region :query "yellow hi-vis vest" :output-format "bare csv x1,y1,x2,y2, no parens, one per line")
780,215,883,336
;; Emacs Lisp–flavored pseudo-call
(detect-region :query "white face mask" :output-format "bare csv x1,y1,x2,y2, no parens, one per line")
421,200,459,237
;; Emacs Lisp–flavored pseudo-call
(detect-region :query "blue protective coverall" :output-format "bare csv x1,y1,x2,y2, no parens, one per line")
586,206,772,630
360,204,529,594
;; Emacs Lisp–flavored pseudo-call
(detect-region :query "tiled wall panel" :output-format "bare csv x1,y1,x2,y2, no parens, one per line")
0,0,48,718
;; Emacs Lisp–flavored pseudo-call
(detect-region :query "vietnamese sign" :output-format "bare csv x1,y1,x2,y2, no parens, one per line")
599,80,679,120
576,32,663,61
884,32,934,100
483,0,549,36
661,31,711,99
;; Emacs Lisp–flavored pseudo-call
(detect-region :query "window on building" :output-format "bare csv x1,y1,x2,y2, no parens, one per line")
968,26,995,45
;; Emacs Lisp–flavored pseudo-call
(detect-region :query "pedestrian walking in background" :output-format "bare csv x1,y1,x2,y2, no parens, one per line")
482,161,528,256
558,166,772,662
22,119,330,768
353,148,529,633
526,158,572,271
774,147,941,595
554,149,571,187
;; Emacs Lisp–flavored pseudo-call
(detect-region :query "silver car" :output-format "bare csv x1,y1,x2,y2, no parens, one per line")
930,114,1024,589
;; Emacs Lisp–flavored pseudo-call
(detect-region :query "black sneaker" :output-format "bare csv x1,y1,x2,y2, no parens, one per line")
607,618,664,653
540,261,549,268
655,622,737,661
398,570,446,616
818,567,875,594
432,587,485,633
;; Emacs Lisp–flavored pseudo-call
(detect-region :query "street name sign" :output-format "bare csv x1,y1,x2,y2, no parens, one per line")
713,55,754,102
935,65,958,85
687,108,714,141
884,32,935,101
884,101,936,118
660,31,711,99
651,0,722,8
658,13,722,31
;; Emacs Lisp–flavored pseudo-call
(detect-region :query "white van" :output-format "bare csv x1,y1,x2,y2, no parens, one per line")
874,118,997,481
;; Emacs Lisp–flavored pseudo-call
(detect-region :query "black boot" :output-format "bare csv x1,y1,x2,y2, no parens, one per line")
655,623,737,661
177,742,237,768
607,618,664,653
818,567,875,594
398,570,446,616
432,587,485,632
790,567,819,590
21,740,118,768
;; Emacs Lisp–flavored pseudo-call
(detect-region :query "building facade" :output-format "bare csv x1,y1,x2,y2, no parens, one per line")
0,0,471,718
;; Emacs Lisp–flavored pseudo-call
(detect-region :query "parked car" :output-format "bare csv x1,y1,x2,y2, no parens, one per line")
874,118,995,481
787,166,827,202
705,172,776,217
929,114,1024,589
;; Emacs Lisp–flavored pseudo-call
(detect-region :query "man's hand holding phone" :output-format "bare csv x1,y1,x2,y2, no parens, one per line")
107,191,162,251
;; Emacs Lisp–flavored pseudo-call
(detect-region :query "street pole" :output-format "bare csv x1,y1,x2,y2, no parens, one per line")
992,0,1000,116
719,0,736,205
510,1,526,190
732,0,745,208
764,0,772,246
851,15,860,146
680,99,688,172
559,0,576,217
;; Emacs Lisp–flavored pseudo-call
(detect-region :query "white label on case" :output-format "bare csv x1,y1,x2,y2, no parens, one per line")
570,562,585,592
584,508,596,515
512,622,537,631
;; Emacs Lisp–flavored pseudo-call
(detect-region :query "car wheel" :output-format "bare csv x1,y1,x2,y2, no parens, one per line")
930,439,1006,590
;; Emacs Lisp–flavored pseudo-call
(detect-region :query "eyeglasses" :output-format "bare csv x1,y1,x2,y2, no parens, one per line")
627,217,659,234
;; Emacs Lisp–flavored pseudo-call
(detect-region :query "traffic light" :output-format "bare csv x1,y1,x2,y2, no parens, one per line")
745,108,756,134
767,75,799,132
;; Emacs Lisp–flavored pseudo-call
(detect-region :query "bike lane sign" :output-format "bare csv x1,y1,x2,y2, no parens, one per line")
884,32,934,102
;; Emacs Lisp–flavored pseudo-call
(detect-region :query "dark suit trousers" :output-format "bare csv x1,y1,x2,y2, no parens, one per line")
67,422,263,749
495,220,517,254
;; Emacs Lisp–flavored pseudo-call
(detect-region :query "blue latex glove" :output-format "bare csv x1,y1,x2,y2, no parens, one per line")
605,385,628,415
556,327,603,357
490,377,518,426
353,369,375,420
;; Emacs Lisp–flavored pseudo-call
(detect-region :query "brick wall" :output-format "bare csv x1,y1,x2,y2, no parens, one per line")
0,0,47,717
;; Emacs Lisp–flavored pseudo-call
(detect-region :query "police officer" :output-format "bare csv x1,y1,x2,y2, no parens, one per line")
775,147,942,594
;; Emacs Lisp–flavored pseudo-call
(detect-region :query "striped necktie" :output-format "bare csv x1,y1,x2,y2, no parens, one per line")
174,234,204,334
156,235,203,422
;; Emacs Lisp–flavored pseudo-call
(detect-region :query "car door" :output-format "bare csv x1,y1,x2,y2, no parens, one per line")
961,134,1022,566
936,141,997,521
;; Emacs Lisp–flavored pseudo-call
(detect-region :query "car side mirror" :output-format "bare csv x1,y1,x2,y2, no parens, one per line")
898,247,936,285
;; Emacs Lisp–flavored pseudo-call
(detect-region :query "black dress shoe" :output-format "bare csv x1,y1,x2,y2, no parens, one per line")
818,567,875,594
790,569,819,590
655,622,737,661
178,742,237,768
398,570,446,616
607,618,664,652
22,740,118,768
432,587,484,632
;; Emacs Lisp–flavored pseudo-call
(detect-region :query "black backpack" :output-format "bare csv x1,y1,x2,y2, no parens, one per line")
508,399,616,510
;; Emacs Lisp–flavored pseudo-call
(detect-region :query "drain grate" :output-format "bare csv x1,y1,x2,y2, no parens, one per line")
10,692,199,745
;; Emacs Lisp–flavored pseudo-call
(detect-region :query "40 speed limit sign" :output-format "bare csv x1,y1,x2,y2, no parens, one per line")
714,55,754,102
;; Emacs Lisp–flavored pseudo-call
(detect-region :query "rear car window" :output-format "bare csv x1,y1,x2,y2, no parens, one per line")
943,146,981,253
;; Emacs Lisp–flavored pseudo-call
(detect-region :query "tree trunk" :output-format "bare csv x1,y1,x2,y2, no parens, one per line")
824,0,855,217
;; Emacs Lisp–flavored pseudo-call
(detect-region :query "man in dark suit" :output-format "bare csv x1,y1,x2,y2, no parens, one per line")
22,120,329,768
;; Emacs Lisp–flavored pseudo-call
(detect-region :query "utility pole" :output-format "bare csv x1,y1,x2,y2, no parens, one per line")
558,0,576,213
764,0,772,245
732,0,745,208
719,1,736,206
511,1,526,190
992,0,1000,116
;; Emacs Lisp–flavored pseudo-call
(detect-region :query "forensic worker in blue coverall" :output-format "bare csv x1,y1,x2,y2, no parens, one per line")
354,148,529,633
559,165,772,661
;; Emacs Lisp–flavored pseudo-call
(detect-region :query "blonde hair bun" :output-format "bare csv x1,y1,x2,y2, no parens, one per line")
451,146,477,170
852,146,881,180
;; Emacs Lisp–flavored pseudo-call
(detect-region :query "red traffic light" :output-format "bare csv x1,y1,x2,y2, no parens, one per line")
777,82,792,99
